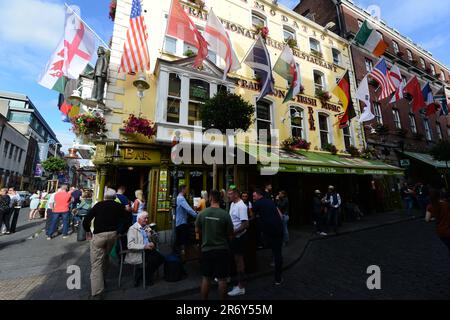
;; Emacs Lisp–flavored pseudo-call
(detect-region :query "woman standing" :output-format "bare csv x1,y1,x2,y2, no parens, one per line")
132,189,146,224
195,191,208,213
426,189,450,257
276,190,290,246
28,191,41,220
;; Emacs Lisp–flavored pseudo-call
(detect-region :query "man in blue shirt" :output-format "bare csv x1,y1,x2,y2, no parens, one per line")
175,185,197,260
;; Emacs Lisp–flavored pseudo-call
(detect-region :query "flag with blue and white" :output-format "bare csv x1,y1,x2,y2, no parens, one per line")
434,85,449,116
243,35,275,102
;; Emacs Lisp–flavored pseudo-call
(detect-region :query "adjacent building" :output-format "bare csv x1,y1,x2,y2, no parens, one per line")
294,0,450,187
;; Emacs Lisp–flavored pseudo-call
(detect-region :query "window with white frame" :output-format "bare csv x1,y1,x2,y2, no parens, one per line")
407,49,413,61
437,122,443,140
343,125,352,151
392,109,402,129
188,79,210,126
309,38,321,55
283,26,296,42
420,58,426,69
424,118,432,141
332,48,341,65
441,70,446,81
313,70,326,94
365,58,373,72
167,73,181,123
373,102,383,124
318,113,330,149
409,114,417,134
256,100,272,143
3,141,9,158
290,106,304,139
430,64,436,76
252,11,266,28
402,76,408,86
357,20,364,28
392,41,399,54
164,36,177,55
376,31,384,40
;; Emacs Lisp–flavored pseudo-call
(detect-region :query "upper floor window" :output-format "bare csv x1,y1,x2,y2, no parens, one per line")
313,70,326,94
376,31,384,40
343,125,352,151
164,36,177,55
430,64,436,76
424,119,432,141
392,109,402,129
8,100,26,109
392,41,399,54
402,76,408,87
437,123,443,140
309,38,321,55
252,11,266,28
18,150,23,163
409,114,417,134
8,111,31,123
318,113,330,149
441,70,446,81
357,20,364,28
283,26,296,42
256,100,272,143
406,49,413,61
3,141,9,158
373,102,383,124
166,73,181,124
332,48,341,65
188,79,210,125
365,58,373,72
290,106,304,139
9,144,14,159
420,57,426,69
13,147,18,161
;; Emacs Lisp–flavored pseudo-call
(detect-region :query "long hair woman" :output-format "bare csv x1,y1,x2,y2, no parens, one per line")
28,190,41,220
132,189,146,224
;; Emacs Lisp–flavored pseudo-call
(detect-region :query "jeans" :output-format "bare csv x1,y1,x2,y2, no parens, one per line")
404,197,413,216
10,208,20,233
48,212,71,237
0,209,12,232
281,215,289,243
266,236,283,282
327,207,339,233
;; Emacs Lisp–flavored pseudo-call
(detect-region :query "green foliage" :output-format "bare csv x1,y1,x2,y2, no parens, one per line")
430,141,450,166
42,157,67,174
346,145,361,157
323,143,338,155
360,147,378,160
200,90,254,133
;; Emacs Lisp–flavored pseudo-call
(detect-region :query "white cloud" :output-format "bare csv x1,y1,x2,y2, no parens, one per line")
0,0,65,50
54,129,76,153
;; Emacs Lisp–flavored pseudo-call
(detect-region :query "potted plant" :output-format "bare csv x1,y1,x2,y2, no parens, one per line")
323,143,338,155
411,59,418,66
346,145,361,158
109,0,117,21
310,50,323,59
123,114,156,139
254,73,263,85
282,137,311,151
184,49,196,57
255,25,269,39
71,112,107,138
316,89,332,106
285,38,297,49
360,147,378,160
189,0,205,10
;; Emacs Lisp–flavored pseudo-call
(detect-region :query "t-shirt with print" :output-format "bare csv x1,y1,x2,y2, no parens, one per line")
195,207,233,252
229,200,249,238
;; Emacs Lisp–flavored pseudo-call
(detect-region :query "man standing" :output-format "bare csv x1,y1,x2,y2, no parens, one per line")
70,186,82,210
83,189,130,300
263,183,275,202
253,189,283,285
400,182,414,216
8,187,22,234
48,185,72,239
0,188,11,235
116,186,131,211
227,188,249,297
195,190,233,300
415,182,429,217
323,186,342,234
175,185,197,260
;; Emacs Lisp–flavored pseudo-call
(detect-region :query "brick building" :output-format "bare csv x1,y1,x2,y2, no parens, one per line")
294,0,450,187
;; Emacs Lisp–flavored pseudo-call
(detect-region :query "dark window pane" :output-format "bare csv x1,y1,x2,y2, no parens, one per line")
190,79,210,102
168,73,181,97
167,98,180,123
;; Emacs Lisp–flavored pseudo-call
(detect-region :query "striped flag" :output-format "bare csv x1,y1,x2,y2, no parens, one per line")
354,20,388,57
435,86,449,116
333,71,356,129
369,58,396,101
389,65,403,104
119,0,150,73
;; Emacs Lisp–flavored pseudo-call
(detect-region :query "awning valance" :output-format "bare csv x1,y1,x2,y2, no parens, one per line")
403,151,449,169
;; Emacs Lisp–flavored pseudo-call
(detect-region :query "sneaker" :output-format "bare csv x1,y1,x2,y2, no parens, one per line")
228,286,245,297
274,279,283,286
63,236,69,239
214,277,231,283
319,232,328,236
47,236,52,240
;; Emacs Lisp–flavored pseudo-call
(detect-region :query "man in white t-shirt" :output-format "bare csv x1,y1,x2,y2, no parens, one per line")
227,188,249,297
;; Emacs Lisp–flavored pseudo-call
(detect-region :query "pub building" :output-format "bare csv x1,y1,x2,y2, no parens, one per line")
294,0,450,188
92,0,402,233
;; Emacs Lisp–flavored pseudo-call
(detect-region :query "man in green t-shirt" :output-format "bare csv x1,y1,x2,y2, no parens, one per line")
195,190,233,300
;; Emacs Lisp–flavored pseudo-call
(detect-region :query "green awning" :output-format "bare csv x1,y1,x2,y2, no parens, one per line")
403,151,449,169
238,144,404,176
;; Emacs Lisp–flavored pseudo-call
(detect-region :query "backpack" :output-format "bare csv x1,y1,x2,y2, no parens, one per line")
0,196,10,211
164,254,184,282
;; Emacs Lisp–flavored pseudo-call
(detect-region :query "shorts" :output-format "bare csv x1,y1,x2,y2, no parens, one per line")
230,232,248,255
201,249,230,279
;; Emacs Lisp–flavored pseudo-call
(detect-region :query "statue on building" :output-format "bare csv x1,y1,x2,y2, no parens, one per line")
91,46,109,103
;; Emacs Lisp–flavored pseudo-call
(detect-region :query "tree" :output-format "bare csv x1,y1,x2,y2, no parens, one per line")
42,157,67,177
200,91,255,190
430,141,450,188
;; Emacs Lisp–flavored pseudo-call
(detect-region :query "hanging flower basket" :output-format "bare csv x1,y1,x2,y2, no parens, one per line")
282,137,311,151
255,25,269,39
346,145,361,158
316,89,332,106
71,112,107,137
323,143,338,155
285,38,297,49
123,114,156,139
109,0,117,21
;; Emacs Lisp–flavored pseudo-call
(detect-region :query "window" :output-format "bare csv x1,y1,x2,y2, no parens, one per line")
424,119,432,141
318,114,330,149
420,58,426,69
188,79,209,125
309,38,321,54
441,71,446,81
18,149,23,163
437,123,443,140
313,70,326,94
409,114,417,134
252,11,266,28
290,106,304,139
8,111,31,123
392,41,399,54
9,144,14,159
392,109,402,129
406,49,413,61
430,64,436,76
283,26,296,42
256,100,272,143
373,102,383,124
166,73,181,123
402,76,408,87
357,20,364,28
332,48,341,65
164,36,177,55
343,125,352,151
3,141,9,158
365,58,373,72
376,31,384,40
8,100,26,109
13,147,19,161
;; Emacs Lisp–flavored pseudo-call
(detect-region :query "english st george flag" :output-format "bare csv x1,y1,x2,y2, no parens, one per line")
119,0,150,73
333,71,356,129
273,45,302,104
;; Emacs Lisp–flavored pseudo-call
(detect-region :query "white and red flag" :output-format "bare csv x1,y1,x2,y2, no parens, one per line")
205,9,240,79
119,0,150,73
167,0,208,68
389,64,404,103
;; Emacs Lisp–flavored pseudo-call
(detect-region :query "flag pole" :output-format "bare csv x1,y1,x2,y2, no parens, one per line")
64,3,111,50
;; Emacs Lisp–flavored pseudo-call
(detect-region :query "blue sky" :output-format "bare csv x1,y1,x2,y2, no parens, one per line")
0,0,448,151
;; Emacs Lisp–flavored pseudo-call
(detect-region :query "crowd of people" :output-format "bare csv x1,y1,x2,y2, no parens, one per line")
0,187,22,235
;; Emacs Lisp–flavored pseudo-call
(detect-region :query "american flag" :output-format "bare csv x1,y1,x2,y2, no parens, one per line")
119,0,150,73
369,58,396,101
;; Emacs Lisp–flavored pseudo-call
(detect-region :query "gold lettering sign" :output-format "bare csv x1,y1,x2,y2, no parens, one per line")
123,148,154,161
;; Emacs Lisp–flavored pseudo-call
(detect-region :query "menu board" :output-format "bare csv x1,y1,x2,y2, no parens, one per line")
157,169,170,211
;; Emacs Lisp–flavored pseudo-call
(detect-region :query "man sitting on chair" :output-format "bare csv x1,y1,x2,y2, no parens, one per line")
126,211,165,287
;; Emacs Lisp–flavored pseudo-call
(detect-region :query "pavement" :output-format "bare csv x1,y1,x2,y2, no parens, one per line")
0,207,427,300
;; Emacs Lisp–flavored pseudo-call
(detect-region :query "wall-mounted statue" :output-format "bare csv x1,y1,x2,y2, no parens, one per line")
92,46,109,103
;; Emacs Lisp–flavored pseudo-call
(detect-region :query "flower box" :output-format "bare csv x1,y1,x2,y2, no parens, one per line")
123,114,156,139
71,112,107,137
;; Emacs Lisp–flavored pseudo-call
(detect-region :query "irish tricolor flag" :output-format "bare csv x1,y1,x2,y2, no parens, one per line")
354,20,388,57
273,46,302,104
